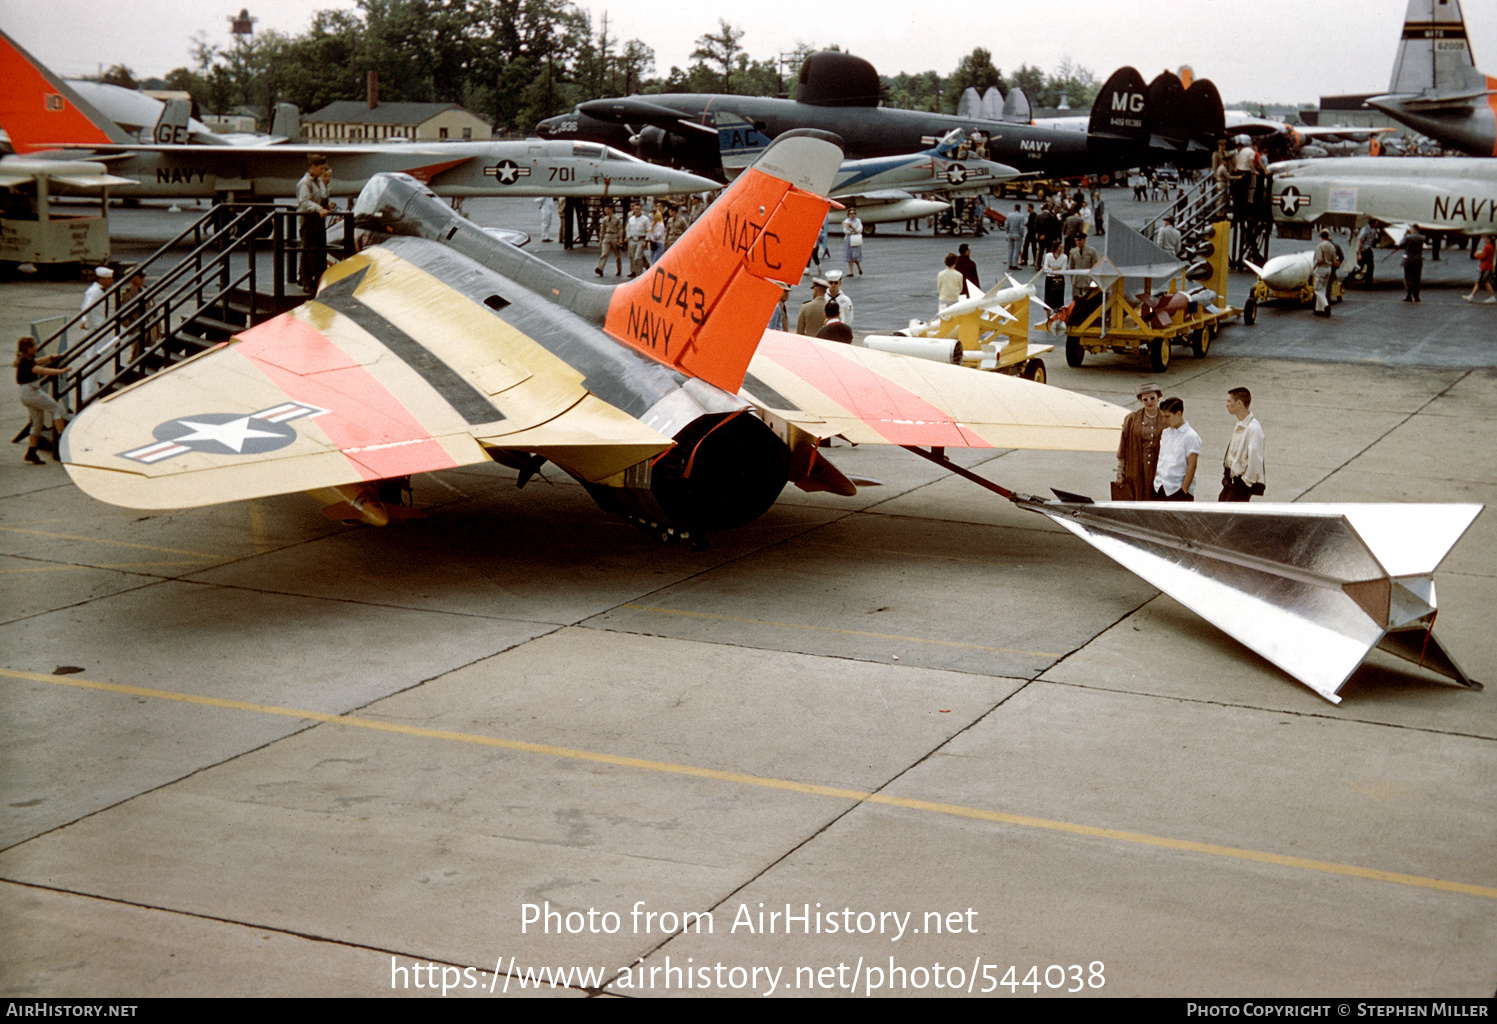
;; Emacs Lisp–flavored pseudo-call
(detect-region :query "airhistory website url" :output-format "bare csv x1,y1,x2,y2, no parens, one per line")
391,955,1106,995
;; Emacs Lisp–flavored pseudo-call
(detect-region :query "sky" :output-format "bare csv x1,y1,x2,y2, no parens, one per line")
3,0,1494,107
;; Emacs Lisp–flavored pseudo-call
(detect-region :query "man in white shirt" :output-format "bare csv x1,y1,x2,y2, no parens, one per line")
1312,229,1340,317
536,196,557,242
1153,396,1201,501
296,155,332,291
1156,216,1182,257
82,265,112,332
80,265,117,401
937,253,964,311
1219,387,1266,501
826,270,853,327
1233,139,1260,176
625,202,651,278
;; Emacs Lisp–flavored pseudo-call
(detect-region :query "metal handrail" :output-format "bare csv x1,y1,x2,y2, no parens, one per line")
61,264,256,407
1142,175,1227,243
41,204,234,352
41,204,356,414
49,206,275,411
46,205,268,367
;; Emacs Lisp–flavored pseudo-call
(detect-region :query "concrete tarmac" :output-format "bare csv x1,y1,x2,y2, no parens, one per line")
2,194,1495,998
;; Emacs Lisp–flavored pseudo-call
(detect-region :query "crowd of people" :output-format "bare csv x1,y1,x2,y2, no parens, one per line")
921,188,1109,313
581,198,697,277
20,149,1493,469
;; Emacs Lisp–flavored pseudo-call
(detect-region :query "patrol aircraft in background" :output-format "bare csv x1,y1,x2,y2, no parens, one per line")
954,85,1033,125
0,29,718,201
1041,85,1390,161
1269,156,1497,237
53,131,1480,706
538,50,1225,183
1223,112,1394,157
1367,0,1497,158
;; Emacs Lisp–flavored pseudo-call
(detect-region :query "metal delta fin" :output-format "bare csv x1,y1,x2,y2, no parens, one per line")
1029,500,1483,704
602,129,843,394
0,29,136,152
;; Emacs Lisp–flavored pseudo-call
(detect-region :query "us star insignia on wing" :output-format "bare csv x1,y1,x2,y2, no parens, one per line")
119,402,329,464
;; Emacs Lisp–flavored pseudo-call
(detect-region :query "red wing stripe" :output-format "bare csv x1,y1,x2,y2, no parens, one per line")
757,332,992,448
407,158,472,183
237,313,459,480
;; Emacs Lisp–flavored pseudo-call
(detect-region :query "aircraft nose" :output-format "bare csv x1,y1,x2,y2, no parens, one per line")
668,168,721,193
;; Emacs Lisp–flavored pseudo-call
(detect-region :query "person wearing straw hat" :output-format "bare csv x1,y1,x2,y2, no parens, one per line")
1114,382,1164,501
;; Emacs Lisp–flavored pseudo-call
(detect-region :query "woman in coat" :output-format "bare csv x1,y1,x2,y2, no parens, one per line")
1114,383,1164,501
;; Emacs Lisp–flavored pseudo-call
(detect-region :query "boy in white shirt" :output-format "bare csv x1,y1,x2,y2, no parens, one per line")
1153,397,1201,501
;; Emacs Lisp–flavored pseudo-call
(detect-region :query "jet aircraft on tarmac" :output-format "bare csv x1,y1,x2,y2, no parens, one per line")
1367,0,1497,158
64,78,295,147
536,50,1225,183
1269,156,1497,236
826,129,1020,225
52,132,1480,706
0,29,718,201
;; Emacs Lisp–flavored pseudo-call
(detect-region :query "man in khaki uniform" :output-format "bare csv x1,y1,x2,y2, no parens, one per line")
595,205,624,277
665,204,690,250
1068,236,1099,302
796,278,829,336
1312,230,1340,317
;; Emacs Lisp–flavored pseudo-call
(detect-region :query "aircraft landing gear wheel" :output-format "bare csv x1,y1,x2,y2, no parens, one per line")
1149,336,1171,372
1191,326,1211,359
1243,296,1257,325
1065,336,1084,367
1021,358,1046,383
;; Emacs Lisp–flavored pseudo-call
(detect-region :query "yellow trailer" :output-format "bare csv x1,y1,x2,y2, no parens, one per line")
896,280,1053,381
1061,220,1245,373
1244,273,1343,323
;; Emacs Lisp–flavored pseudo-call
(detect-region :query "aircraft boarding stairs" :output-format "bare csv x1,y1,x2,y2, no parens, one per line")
1142,171,1274,270
27,203,354,418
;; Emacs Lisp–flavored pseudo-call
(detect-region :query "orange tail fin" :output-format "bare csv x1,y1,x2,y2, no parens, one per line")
603,130,843,394
0,29,134,153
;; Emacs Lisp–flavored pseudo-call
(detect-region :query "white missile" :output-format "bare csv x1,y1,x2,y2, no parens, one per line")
933,282,1035,322
1244,251,1317,292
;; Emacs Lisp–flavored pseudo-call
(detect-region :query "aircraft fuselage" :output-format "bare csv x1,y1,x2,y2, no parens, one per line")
36,140,717,200
1366,94,1497,158
1270,157,1497,234
538,95,1125,181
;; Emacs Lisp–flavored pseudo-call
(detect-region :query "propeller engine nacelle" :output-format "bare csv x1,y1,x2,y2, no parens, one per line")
630,124,720,174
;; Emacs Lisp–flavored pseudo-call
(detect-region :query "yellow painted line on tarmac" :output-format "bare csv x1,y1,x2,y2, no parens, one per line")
617,603,1060,658
0,560,214,574
0,526,219,560
0,564,87,574
5,665,1493,902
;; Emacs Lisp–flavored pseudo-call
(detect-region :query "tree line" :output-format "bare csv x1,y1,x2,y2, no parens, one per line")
92,0,1101,134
